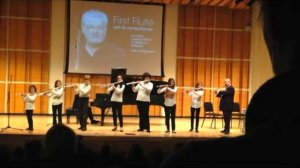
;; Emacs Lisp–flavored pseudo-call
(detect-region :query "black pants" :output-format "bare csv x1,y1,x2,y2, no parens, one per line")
88,107,96,122
164,105,176,131
52,103,62,125
26,110,33,129
191,107,201,130
223,110,232,131
111,101,123,127
137,101,150,130
78,97,89,129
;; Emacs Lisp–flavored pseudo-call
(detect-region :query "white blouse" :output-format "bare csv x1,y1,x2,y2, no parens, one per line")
132,81,153,102
157,86,177,107
107,84,125,102
23,93,37,110
78,83,91,98
47,87,64,105
188,89,204,108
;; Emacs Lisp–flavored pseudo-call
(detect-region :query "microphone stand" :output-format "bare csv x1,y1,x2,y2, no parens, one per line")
1,75,23,132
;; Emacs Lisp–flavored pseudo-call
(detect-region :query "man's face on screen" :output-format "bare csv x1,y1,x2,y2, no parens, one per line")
82,16,107,44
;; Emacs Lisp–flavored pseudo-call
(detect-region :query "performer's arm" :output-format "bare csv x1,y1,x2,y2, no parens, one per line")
167,87,177,93
157,87,166,94
106,85,114,94
115,84,125,94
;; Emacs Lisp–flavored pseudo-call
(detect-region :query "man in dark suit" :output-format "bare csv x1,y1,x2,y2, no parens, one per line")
216,78,235,134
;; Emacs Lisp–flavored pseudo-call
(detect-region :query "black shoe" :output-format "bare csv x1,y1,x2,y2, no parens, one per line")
26,128,30,130
78,127,82,130
112,127,117,131
82,127,87,131
220,130,226,133
120,127,123,132
165,130,170,133
147,130,151,133
137,129,143,132
196,129,199,133
91,120,99,124
189,128,193,132
28,128,33,131
224,131,230,134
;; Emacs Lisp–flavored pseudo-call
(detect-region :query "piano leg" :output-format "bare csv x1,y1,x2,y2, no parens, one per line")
100,107,105,126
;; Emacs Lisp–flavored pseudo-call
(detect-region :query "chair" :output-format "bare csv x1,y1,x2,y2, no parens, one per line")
201,102,223,129
66,108,78,124
66,94,79,124
230,102,245,128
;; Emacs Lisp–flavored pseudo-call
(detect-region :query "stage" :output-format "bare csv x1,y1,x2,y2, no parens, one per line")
0,115,244,153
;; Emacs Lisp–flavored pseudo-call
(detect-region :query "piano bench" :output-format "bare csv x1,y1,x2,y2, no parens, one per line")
66,108,78,124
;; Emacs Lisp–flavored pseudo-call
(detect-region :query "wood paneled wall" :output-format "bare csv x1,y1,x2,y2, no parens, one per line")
0,1,252,117
0,0,51,114
177,6,251,116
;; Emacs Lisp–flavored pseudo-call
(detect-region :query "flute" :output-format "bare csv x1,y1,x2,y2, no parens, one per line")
97,81,123,87
177,86,203,90
156,84,172,88
126,80,150,85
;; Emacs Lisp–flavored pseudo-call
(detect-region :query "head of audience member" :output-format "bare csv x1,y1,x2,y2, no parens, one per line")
82,9,108,56
24,140,43,161
245,0,300,138
261,0,300,75
44,124,77,158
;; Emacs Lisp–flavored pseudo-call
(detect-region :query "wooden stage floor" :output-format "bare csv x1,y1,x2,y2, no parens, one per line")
0,115,245,152
0,115,244,137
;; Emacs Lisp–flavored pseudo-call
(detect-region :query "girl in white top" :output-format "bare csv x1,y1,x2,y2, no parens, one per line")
106,75,125,132
46,80,64,125
186,82,204,133
22,85,37,131
132,72,153,132
157,78,177,133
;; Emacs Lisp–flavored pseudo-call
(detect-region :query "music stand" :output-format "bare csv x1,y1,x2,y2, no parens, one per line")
1,76,23,133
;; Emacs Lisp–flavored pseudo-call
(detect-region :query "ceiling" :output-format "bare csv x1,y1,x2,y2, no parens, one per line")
122,0,253,10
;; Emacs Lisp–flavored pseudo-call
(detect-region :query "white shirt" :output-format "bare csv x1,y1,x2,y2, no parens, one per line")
157,86,177,107
107,84,125,102
188,89,204,108
78,83,91,98
23,93,37,110
47,87,64,105
132,81,153,102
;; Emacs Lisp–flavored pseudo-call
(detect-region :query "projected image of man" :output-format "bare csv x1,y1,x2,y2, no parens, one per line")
83,10,107,57
74,9,127,74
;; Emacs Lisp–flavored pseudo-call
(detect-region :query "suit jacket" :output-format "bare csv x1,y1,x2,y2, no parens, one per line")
216,86,235,111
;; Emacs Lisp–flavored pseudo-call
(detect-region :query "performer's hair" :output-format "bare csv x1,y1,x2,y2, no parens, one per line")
54,80,61,87
29,85,37,92
142,72,151,80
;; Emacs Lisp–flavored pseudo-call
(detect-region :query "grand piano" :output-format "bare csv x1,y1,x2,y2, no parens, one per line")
91,76,167,126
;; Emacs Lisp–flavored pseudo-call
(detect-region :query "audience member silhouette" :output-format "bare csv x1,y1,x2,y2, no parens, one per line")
125,144,154,168
160,0,300,167
45,124,77,158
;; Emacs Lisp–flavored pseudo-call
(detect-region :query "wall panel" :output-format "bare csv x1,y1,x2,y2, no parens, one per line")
177,6,250,117
0,0,51,114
